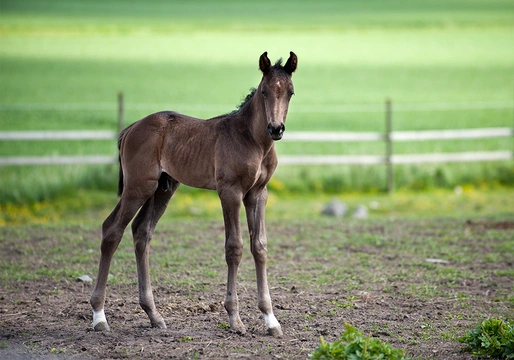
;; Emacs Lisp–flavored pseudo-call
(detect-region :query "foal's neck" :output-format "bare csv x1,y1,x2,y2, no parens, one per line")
234,90,274,149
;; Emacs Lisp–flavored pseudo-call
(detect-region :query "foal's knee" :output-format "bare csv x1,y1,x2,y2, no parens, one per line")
225,238,243,264
251,239,268,263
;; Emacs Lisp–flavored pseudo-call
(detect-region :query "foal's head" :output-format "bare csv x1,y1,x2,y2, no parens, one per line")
258,51,297,141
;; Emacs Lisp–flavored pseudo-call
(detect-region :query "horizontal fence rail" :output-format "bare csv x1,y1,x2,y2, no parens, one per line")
392,151,513,164
280,151,513,166
284,132,384,142
1,95,512,192
1,128,512,166
0,130,117,141
390,127,513,141
2,128,512,142
283,127,514,142
0,155,116,166
280,155,386,165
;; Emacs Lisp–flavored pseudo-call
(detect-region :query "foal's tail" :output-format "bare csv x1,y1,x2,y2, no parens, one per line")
117,123,136,197
117,150,124,197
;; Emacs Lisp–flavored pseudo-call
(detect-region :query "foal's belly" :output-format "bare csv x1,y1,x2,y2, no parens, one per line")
171,169,218,191
163,154,217,191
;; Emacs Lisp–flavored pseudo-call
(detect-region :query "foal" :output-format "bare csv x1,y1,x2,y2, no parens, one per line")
90,51,297,337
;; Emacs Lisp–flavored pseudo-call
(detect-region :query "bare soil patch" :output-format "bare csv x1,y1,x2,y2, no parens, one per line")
1,218,512,359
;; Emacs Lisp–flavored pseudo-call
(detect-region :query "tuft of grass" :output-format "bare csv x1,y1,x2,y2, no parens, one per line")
179,336,194,342
309,323,407,360
459,318,514,359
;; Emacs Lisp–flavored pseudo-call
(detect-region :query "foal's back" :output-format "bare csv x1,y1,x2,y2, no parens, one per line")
120,111,223,191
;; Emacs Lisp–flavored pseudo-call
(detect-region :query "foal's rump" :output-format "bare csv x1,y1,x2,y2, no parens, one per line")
117,112,172,198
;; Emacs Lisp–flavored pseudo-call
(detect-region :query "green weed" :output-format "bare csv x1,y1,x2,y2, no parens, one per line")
329,298,356,310
309,323,407,360
459,318,514,359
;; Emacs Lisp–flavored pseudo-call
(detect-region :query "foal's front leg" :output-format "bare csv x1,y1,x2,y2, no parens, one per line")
218,187,246,334
244,187,283,336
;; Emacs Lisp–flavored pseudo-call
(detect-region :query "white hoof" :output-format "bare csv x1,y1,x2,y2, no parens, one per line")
93,309,110,331
264,314,282,336
268,326,283,337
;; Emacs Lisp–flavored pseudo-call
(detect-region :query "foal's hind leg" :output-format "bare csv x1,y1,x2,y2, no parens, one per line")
131,179,178,328
90,193,150,331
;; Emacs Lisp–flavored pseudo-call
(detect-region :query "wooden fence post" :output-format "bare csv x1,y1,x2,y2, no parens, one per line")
385,98,394,193
118,92,124,133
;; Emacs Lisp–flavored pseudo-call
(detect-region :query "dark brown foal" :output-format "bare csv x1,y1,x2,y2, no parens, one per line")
90,51,297,336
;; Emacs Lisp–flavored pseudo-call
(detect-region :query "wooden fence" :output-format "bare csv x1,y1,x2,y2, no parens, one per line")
1,97,512,192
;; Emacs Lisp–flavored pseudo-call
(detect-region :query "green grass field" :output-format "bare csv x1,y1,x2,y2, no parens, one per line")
1,0,513,204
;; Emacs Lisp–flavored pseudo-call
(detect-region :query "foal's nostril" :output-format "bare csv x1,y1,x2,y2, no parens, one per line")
267,124,285,140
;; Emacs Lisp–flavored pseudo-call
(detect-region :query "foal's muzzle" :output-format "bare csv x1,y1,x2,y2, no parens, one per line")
267,123,285,141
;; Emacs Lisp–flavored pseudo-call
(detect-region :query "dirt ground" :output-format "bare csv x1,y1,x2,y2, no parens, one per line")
1,219,512,359
0,282,480,360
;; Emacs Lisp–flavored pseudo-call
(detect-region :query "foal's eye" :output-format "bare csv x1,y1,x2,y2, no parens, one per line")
261,89,267,97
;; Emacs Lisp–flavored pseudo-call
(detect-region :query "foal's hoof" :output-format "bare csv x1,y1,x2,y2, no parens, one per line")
268,326,283,337
229,318,246,335
230,324,247,335
151,320,167,329
231,328,247,336
93,321,110,332
230,325,247,335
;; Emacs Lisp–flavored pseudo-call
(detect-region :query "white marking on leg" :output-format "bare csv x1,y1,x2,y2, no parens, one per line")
93,308,107,327
264,313,280,329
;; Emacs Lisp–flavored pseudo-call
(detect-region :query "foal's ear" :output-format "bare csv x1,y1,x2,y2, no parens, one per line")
284,51,298,74
259,51,271,74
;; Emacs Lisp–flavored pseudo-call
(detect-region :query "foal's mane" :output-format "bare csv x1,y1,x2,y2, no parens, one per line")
231,58,285,114
233,88,257,114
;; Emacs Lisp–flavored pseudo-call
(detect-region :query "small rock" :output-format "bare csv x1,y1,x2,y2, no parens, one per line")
425,258,449,264
369,201,380,209
188,206,202,216
77,275,93,284
353,205,368,219
321,200,347,217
